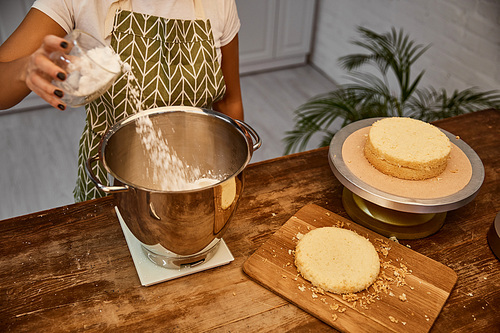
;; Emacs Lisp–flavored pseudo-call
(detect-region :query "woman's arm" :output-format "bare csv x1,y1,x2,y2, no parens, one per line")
0,8,67,110
213,34,244,120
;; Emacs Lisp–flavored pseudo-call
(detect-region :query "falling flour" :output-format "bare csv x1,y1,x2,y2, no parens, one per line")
125,66,220,191
135,115,214,191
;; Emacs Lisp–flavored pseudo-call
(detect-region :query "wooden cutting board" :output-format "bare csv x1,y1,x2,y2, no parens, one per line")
243,204,457,332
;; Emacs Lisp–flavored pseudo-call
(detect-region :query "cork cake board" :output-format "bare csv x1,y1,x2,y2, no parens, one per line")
243,204,457,332
342,127,472,199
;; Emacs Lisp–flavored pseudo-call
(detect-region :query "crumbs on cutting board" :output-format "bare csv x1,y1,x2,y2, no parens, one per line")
288,227,413,326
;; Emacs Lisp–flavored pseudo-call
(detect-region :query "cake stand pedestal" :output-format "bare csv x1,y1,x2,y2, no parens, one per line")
342,187,447,239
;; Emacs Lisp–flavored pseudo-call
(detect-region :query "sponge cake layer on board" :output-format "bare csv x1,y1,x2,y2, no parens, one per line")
295,227,380,294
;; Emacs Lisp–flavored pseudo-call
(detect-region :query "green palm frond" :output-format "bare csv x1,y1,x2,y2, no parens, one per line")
283,90,356,154
284,26,500,155
407,87,500,122
338,26,431,109
342,71,397,114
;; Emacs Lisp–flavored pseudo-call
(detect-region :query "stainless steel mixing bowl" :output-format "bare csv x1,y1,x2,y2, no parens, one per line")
86,106,261,268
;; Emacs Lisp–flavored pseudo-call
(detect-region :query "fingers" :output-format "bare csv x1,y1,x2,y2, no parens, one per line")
41,34,72,54
26,69,66,110
25,35,71,111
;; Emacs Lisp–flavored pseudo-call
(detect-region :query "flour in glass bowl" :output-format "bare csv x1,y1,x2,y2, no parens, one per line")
65,46,121,97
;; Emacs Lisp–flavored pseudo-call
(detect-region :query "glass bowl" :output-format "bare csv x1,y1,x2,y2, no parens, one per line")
51,29,122,107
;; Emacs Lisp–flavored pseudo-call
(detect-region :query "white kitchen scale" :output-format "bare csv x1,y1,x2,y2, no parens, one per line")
115,207,234,286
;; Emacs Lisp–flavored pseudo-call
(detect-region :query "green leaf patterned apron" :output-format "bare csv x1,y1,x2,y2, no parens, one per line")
74,3,226,202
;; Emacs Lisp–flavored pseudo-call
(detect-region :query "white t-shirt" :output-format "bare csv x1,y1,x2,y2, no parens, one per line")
32,0,240,63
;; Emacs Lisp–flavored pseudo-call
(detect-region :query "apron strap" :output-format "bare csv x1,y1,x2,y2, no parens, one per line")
104,0,132,40
193,0,206,20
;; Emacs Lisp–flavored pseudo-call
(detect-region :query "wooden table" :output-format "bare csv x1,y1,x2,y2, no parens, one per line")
1,110,498,332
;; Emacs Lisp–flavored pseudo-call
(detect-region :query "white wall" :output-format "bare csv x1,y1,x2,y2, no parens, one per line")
311,0,500,94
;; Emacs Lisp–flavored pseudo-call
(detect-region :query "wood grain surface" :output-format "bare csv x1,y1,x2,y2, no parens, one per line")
243,204,457,332
0,109,498,332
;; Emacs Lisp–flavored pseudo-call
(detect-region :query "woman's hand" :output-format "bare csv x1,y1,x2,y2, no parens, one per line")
24,35,70,111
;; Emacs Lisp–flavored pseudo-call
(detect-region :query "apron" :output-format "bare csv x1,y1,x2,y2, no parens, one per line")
74,0,226,202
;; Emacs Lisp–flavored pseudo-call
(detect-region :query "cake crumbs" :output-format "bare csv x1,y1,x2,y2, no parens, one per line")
293,226,413,322
334,220,345,228
342,293,358,302
312,286,326,295
389,236,400,243
375,238,392,258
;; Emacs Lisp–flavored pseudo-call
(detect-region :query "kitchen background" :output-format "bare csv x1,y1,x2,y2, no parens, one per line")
0,0,498,220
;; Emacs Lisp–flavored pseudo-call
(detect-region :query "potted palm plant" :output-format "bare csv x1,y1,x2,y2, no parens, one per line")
284,26,500,154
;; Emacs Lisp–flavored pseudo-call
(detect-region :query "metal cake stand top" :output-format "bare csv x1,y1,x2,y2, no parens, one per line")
328,118,485,214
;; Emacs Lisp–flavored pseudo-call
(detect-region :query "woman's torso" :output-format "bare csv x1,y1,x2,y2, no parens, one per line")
31,0,240,63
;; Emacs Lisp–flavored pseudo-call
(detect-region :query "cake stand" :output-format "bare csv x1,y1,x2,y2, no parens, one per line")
328,118,485,239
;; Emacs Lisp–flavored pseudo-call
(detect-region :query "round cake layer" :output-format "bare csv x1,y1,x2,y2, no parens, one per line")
364,117,451,180
295,227,380,294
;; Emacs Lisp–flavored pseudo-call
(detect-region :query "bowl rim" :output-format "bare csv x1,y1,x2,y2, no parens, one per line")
98,106,252,193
